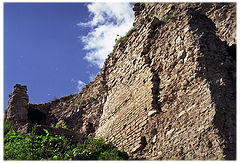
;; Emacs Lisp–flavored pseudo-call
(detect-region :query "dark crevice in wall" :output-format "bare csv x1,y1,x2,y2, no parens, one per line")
151,71,161,112
188,9,236,160
226,44,236,61
140,17,163,112
226,44,236,89
140,136,147,150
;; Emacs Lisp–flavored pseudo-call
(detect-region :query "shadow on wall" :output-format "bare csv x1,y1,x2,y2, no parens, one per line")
28,107,46,125
188,9,236,160
226,44,236,61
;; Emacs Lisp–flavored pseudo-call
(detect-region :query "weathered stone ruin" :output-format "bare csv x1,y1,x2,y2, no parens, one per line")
5,2,236,160
5,84,29,128
4,84,82,141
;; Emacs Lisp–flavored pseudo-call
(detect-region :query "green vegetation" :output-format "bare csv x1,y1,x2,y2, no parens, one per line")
52,96,60,103
4,121,12,135
161,15,177,22
4,122,129,160
76,97,97,105
51,120,68,129
60,94,76,100
90,97,96,102
76,98,83,105
99,86,104,93
113,27,135,52
113,35,126,51
219,155,226,160
72,138,129,160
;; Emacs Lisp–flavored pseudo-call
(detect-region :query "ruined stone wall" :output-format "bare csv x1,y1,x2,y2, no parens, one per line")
133,3,236,45
5,2,236,160
95,3,236,160
24,72,108,138
5,84,29,130
5,86,83,141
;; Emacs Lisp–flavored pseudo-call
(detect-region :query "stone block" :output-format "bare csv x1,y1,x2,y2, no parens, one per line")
148,109,158,117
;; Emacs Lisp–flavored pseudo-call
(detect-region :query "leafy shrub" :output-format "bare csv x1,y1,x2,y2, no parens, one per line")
72,138,129,160
51,120,68,129
4,123,129,160
4,121,12,135
4,126,75,160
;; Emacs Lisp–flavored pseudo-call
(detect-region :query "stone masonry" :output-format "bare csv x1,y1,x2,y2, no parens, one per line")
95,3,236,160
5,84,29,128
5,3,236,160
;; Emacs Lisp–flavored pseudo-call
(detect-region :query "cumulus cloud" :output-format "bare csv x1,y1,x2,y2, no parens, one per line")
78,2,134,68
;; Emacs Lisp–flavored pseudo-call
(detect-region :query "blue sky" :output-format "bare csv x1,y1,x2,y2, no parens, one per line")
4,2,134,109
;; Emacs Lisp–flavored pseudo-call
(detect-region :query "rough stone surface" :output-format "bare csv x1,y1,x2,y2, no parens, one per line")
5,3,236,160
5,84,29,130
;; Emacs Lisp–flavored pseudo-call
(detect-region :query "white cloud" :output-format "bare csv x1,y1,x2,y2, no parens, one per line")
71,79,86,92
77,80,86,92
78,2,134,68
89,72,97,81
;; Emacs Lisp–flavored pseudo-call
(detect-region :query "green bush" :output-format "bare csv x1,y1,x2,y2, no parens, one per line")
4,123,129,160
72,138,129,160
4,126,74,160
4,121,12,135
51,120,68,129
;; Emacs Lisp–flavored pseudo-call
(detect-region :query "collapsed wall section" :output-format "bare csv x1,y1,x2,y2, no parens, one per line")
27,73,108,138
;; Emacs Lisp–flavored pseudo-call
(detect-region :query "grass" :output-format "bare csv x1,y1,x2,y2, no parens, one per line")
52,96,60,103
113,36,126,51
113,27,135,52
161,15,177,22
